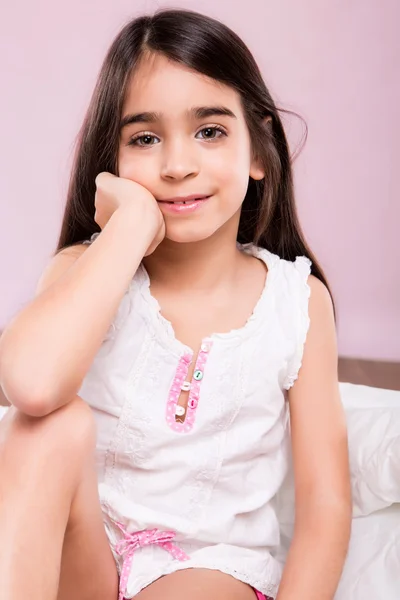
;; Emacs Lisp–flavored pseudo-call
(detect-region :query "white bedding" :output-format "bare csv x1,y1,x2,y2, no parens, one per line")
277,503,400,599
335,503,400,599
336,383,400,598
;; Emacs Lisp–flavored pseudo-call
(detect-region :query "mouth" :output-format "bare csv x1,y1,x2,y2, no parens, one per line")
164,199,199,205
157,194,211,205
156,195,212,214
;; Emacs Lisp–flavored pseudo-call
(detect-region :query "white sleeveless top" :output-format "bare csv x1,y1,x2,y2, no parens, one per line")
78,233,312,599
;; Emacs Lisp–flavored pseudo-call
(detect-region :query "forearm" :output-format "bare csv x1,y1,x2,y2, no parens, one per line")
276,504,351,600
0,207,152,416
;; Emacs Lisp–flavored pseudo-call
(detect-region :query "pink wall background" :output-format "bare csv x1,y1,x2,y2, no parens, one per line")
0,0,399,360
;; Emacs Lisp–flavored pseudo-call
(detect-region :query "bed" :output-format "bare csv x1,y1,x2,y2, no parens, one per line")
336,382,400,598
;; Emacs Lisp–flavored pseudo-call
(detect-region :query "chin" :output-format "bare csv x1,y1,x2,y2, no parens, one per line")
164,222,219,244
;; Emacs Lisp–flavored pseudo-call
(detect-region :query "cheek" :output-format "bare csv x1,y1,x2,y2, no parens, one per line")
118,149,133,179
211,140,250,173
208,147,250,195
118,150,152,184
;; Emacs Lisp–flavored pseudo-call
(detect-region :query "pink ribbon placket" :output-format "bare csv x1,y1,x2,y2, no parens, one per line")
114,522,190,600
166,341,213,433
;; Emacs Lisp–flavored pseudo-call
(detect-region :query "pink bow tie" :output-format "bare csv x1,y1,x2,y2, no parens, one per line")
114,522,190,600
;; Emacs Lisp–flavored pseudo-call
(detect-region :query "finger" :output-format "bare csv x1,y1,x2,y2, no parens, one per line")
95,172,114,188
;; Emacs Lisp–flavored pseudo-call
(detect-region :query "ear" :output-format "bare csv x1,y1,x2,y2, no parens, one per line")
249,116,272,181
249,158,265,181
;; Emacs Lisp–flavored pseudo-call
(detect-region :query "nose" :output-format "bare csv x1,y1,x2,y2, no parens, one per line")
160,138,200,181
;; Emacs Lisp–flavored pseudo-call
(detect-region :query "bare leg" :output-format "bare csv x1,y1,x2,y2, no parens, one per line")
0,396,118,600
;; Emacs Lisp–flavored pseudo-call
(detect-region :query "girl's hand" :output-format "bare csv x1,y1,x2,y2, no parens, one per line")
94,172,165,256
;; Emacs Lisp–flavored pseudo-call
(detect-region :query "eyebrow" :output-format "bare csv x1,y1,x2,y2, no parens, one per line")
120,105,237,130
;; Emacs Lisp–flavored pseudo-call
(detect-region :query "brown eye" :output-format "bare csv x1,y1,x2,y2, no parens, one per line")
196,126,226,141
128,134,160,147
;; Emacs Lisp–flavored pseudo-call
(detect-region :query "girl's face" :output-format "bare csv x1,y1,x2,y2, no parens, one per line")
118,53,264,244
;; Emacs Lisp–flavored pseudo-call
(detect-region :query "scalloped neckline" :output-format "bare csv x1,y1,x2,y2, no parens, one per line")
137,243,279,356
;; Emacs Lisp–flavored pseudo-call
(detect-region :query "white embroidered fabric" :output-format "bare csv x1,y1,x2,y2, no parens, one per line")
77,235,312,598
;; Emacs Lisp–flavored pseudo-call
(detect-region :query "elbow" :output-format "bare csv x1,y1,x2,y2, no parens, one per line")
0,344,64,417
14,395,56,418
1,374,80,417
1,367,80,417
0,380,56,417
0,363,58,417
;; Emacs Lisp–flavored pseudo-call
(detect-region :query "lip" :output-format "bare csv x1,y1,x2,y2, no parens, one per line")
157,194,210,203
157,195,211,215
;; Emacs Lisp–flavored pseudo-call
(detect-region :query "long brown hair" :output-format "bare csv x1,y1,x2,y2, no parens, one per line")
57,8,335,312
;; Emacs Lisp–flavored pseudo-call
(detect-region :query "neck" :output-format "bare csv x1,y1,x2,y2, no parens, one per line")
143,225,243,294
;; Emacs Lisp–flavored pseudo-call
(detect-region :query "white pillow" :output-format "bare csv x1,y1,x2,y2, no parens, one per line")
347,407,400,515
339,381,400,409
340,383,400,516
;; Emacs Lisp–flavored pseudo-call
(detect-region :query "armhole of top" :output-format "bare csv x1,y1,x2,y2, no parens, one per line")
283,256,312,391
82,232,101,245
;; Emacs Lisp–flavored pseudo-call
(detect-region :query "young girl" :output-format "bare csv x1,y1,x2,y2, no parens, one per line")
0,8,352,600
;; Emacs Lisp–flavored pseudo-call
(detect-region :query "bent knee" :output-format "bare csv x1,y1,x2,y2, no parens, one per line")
0,395,96,461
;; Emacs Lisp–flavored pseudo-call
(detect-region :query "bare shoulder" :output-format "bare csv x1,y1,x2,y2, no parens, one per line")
307,273,330,295
307,274,335,323
35,243,89,295
288,274,337,401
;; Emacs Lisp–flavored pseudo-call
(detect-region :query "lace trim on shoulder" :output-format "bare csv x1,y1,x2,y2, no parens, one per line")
283,256,312,391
